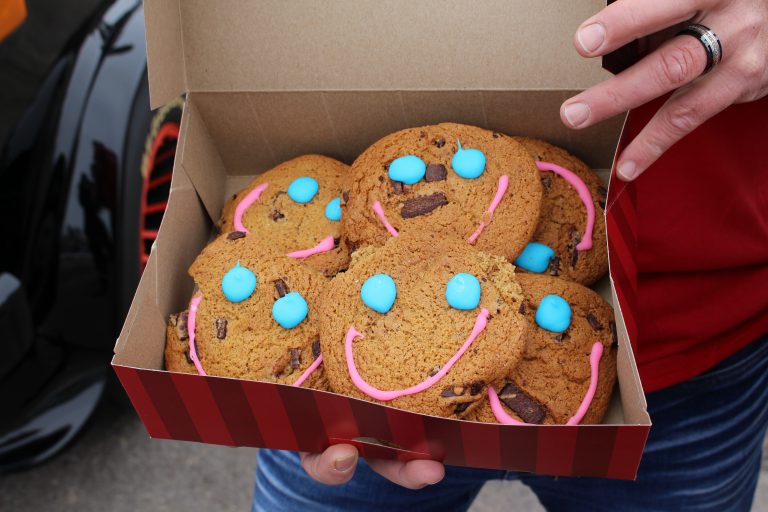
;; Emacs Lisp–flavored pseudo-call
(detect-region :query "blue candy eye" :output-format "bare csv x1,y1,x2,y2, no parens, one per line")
325,197,342,221
445,273,481,310
361,274,397,314
222,261,257,302
451,140,486,179
535,295,572,333
272,291,309,329
514,243,555,273
388,155,426,185
288,176,319,203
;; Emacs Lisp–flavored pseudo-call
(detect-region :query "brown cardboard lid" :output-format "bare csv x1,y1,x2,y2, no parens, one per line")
144,0,612,108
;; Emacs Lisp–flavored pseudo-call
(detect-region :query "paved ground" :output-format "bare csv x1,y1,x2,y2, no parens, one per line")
1,398,766,512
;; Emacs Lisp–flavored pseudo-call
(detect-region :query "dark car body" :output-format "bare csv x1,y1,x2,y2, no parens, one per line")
0,0,153,471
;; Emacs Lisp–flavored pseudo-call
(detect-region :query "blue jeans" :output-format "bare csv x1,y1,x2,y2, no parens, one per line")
254,334,768,511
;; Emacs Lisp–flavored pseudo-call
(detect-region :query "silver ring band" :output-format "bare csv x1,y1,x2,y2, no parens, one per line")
677,23,723,74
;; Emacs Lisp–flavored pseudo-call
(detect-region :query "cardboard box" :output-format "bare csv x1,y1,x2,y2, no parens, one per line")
113,0,651,480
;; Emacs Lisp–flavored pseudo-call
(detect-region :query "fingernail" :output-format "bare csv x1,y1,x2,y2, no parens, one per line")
563,102,590,128
333,455,356,473
577,23,605,53
617,161,638,181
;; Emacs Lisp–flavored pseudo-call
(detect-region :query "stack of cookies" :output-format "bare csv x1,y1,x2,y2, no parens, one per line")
165,123,617,426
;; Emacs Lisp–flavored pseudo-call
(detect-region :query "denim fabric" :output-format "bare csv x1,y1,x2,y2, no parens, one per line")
254,334,768,512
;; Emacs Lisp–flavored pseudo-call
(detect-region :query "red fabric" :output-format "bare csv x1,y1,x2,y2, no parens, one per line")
632,96,768,392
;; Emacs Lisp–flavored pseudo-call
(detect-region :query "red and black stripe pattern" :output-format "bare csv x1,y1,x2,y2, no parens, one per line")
116,363,647,480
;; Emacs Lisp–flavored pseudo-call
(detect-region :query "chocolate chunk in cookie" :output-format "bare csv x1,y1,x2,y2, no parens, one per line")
400,193,448,218
454,402,471,414
498,381,547,424
548,256,561,276
586,313,604,331
274,279,290,298
441,386,466,398
175,311,189,340
470,380,485,395
425,164,447,182
289,348,302,369
215,318,228,340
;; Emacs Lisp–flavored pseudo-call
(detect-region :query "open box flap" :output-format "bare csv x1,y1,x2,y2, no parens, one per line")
143,0,614,108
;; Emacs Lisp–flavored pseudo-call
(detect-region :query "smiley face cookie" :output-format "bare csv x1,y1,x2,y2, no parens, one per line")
510,137,608,286
219,155,350,277
163,232,329,389
319,231,529,419
467,273,617,425
342,123,543,262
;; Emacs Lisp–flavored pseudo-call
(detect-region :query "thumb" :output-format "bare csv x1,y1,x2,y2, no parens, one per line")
299,444,359,485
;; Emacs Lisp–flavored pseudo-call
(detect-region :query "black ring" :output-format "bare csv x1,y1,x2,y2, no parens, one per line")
677,23,723,75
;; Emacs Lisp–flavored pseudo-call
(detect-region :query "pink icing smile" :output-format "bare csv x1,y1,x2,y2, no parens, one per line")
535,161,595,251
187,295,206,376
292,354,324,387
467,175,509,244
345,308,489,401
487,341,604,425
234,182,269,233
286,235,336,259
372,201,399,237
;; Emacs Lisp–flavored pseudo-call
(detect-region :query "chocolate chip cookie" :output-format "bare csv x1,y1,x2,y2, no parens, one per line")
319,230,529,419
512,137,608,285
343,124,543,261
467,273,617,425
164,232,329,389
219,154,350,277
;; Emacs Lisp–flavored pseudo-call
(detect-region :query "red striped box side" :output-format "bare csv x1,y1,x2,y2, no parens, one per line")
605,426,651,480
113,365,170,439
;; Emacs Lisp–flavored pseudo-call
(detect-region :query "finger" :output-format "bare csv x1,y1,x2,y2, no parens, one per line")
575,0,712,57
562,34,709,128
299,445,359,485
365,458,445,490
616,67,742,180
